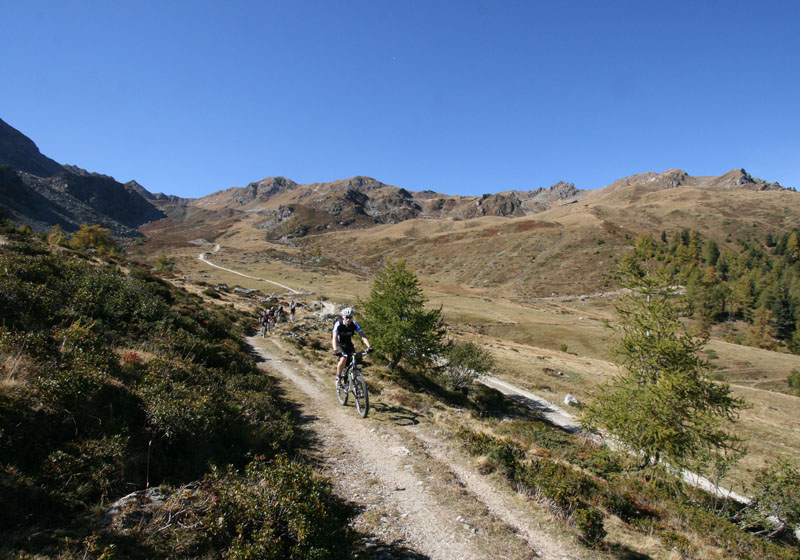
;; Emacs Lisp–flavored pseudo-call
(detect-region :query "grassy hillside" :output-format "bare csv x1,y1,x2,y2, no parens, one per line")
5,211,800,558
0,223,354,558
134,198,800,493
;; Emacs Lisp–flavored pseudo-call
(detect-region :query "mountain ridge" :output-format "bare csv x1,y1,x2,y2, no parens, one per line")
0,118,165,235
0,116,794,246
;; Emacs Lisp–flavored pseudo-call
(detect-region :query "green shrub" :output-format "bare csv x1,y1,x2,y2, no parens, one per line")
458,427,597,518
43,434,129,507
676,502,797,560
600,487,640,523
573,506,606,547
659,530,695,558
203,287,221,299
516,458,594,517
733,460,800,538
440,340,494,392
471,384,507,415
199,457,354,559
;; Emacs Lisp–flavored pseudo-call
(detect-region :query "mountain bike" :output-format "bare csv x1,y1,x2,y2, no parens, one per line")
335,349,370,417
259,315,273,337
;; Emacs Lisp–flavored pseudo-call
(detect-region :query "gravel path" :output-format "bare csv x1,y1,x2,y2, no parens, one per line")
248,336,586,560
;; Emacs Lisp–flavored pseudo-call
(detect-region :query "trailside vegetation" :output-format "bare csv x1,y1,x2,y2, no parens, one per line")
582,261,747,479
0,224,354,558
439,340,495,392
454,421,797,559
275,248,799,557
359,259,447,370
632,228,800,355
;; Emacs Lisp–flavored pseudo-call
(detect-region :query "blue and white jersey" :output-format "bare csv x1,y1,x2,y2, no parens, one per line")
332,318,363,344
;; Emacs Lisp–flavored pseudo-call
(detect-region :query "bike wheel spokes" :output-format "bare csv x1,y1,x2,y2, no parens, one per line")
353,373,368,417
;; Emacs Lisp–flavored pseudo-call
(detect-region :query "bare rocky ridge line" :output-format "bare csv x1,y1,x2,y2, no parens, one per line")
248,336,584,560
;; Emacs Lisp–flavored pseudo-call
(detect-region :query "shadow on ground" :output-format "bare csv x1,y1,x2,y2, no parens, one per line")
355,538,431,559
505,394,581,433
370,402,421,425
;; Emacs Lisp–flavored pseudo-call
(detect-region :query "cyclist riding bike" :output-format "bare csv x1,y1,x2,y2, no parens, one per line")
332,307,371,384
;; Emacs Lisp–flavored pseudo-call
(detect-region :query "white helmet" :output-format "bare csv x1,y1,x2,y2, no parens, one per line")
341,307,354,318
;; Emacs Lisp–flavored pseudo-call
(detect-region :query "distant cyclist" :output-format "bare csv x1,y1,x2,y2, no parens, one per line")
332,307,371,383
258,310,269,337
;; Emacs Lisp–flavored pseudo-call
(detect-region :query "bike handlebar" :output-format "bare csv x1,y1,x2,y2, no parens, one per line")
334,348,372,357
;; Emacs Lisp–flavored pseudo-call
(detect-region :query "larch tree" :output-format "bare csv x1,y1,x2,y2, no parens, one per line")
360,260,446,370
582,261,747,479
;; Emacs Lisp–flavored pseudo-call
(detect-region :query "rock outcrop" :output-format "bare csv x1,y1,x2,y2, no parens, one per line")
0,119,165,236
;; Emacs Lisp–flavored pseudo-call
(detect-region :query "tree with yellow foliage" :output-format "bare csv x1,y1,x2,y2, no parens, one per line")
68,224,117,253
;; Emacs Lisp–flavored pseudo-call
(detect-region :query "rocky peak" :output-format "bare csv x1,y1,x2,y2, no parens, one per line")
337,176,387,192
708,169,786,191
0,118,64,177
661,169,689,187
246,176,297,200
548,181,580,200
735,168,755,185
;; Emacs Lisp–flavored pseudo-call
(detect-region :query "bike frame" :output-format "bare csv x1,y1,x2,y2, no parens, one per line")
336,349,370,417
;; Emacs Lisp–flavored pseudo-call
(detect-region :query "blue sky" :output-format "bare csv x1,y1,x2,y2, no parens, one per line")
3,1,798,197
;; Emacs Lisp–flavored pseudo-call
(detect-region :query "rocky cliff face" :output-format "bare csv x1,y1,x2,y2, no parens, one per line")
0,118,64,178
0,119,165,236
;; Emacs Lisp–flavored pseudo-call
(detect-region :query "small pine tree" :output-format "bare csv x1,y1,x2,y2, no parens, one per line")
786,231,800,262
787,369,800,395
745,306,778,350
360,260,446,370
582,262,747,477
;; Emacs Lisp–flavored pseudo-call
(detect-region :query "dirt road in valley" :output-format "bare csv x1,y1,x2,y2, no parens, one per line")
198,244,302,294
248,335,587,560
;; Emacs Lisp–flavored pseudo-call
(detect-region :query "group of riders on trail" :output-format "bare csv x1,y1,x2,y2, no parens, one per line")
257,302,371,384
257,301,298,335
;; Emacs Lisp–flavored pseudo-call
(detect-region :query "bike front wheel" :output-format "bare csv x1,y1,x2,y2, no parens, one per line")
353,371,368,417
336,374,349,405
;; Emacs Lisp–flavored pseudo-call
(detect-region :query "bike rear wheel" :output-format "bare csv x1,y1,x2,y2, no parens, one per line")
353,369,368,417
336,374,349,405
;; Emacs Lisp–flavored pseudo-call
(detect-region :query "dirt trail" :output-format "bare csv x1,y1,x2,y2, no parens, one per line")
248,335,585,560
198,243,301,294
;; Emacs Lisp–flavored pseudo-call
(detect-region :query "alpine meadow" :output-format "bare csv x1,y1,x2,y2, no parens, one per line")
2,119,800,559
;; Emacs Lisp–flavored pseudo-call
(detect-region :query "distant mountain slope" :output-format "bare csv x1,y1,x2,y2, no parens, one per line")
0,118,165,236
255,168,798,298
603,168,786,194
188,175,584,239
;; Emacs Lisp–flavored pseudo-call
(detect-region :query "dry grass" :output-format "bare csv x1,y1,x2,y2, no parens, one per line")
162,245,800,493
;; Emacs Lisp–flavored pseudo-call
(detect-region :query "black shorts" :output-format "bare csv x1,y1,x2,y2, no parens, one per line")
339,341,355,355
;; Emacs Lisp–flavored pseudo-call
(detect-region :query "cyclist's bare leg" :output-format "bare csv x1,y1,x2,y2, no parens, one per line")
336,355,347,377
